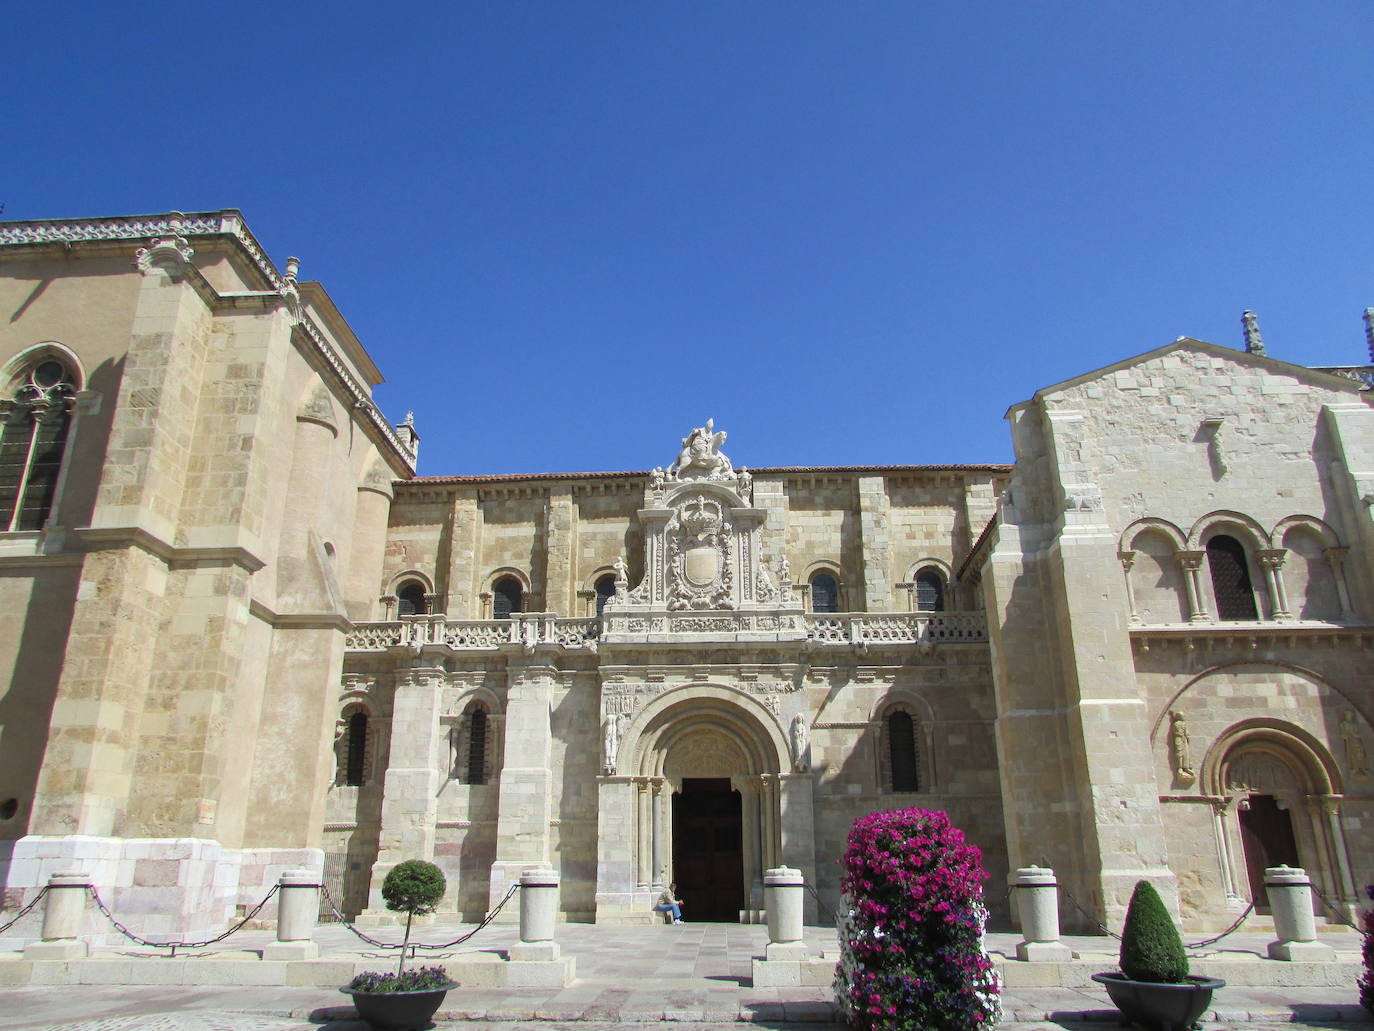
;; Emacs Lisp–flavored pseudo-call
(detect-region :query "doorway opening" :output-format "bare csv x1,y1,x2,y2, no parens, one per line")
672,778,744,921
1238,793,1299,911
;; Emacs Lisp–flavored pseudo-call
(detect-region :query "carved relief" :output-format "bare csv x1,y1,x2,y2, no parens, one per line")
667,497,734,610
1168,711,1195,784
1342,710,1370,780
669,419,735,481
1225,753,1292,794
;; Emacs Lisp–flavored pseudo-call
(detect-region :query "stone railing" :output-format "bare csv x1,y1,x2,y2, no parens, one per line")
345,614,599,651
804,611,987,645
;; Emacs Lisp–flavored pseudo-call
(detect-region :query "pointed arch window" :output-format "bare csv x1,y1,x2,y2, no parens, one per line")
914,569,946,612
396,581,427,616
1207,535,1258,621
492,577,523,619
810,572,839,613
594,574,616,618
0,358,76,532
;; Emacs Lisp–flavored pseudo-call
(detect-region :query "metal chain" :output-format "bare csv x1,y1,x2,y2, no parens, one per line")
0,886,49,936
1056,883,1122,940
1309,882,1369,935
318,881,519,954
87,883,280,957
1183,901,1253,949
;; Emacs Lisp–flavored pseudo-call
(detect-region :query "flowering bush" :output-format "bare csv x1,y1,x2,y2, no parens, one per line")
834,808,1000,1031
348,965,452,993
1360,884,1373,1015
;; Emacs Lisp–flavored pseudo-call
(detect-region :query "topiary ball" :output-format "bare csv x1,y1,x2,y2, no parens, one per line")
381,860,446,916
1119,879,1189,984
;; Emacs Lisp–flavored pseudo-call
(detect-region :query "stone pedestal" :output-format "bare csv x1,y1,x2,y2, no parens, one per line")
262,869,320,961
1012,866,1072,962
23,872,89,961
1265,865,1335,961
505,867,575,985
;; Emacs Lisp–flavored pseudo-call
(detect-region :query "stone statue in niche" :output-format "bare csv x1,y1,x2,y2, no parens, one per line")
1168,711,1195,784
670,419,735,480
737,465,752,500
332,720,349,786
790,714,811,773
602,713,626,775
613,554,629,586
1342,710,1369,780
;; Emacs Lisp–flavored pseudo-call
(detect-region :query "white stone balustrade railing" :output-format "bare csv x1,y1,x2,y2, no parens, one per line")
345,611,986,651
804,611,987,645
345,614,600,652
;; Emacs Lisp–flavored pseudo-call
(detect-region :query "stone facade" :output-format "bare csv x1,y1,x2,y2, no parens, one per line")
0,212,1370,939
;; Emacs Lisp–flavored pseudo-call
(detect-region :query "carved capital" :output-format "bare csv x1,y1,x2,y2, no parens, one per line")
1118,550,1136,572
1257,548,1287,571
1325,546,1349,569
1176,550,1206,571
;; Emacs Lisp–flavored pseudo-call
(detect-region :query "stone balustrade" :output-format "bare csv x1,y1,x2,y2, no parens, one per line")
345,610,988,652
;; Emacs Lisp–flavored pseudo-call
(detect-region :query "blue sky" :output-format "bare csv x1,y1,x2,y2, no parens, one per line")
9,4,1373,474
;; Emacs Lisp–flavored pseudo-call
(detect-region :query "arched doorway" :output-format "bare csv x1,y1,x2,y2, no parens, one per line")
605,685,797,923
1208,726,1354,914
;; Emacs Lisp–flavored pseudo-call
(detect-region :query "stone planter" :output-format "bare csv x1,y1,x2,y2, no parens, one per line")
339,981,458,1031
1091,972,1225,1031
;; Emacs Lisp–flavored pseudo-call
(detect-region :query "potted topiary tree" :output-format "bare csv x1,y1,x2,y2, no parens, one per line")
340,860,457,1031
1091,880,1225,1031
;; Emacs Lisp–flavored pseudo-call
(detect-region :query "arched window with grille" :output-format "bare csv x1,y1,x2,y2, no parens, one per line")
345,711,368,787
810,572,839,613
396,581,427,616
0,357,77,532
594,573,616,618
492,576,523,619
466,705,489,785
1207,535,1258,621
888,711,920,792
914,569,946,612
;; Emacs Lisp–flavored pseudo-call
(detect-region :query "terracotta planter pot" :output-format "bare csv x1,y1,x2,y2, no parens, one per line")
339,981,458,1031
1091,971,1225,1031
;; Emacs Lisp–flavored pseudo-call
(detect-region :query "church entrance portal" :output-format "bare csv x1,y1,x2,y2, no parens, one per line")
673,778,744,921
1238,794,1299,911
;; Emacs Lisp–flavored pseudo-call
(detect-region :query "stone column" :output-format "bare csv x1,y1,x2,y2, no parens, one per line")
263,869,320,960
1177,551,1209,622
651,779,666,886
736,777,763,913
1265,866,1334,960
511,868,561,961
635,779,651,886
489,659,555,917
1258,549,1291,621
1118,551,1140,624
23,872,89,960
1010,866,1071,961
1325,548,1355,620
364,664,444,918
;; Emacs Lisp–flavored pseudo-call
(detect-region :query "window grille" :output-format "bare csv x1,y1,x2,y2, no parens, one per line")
466,708,488,784
397,582,426,616
1207,535,1258,620
810,572,839,613
345,712,368,787
889,711,919,791
493,577,522,619
915,569,946,612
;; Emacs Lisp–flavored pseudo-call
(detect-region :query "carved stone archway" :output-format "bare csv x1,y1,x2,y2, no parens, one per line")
594,684,812,923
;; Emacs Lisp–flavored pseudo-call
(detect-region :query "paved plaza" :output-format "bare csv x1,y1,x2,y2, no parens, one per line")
0,915,1368,1029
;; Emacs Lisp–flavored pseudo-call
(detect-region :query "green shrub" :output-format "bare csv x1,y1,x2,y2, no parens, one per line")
382,860,446,916
380,860,446,975
1118,880,1189,984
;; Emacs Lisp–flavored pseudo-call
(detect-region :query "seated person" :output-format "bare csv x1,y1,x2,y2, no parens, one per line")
654,882,684,923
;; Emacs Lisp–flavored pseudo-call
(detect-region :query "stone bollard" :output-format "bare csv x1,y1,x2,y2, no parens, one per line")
763,867,807,962
262,869,320,961
510,868,560,961
1011,866,1071,962
24,872,90,961
1265,865,1334,960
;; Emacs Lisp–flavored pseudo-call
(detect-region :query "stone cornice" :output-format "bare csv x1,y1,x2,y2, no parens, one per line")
1130,621,1374,652
248,598,352,631
0,210,415,476
72,526,266,573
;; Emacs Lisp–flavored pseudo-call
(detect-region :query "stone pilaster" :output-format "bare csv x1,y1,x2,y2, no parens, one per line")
364,664,444,915
445,490,480,618
542,487,575,617
489,658,555,916
857,476,891,610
